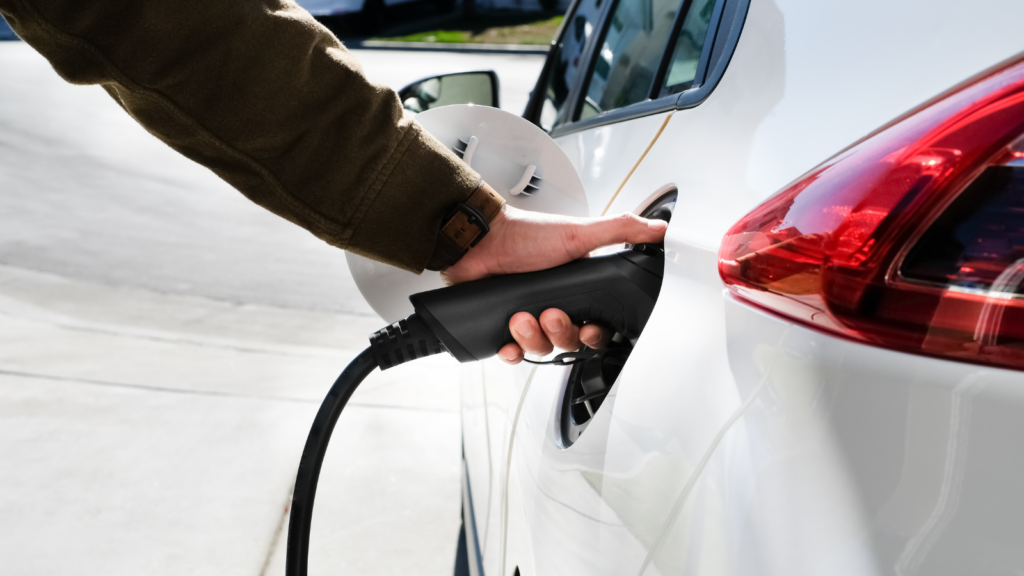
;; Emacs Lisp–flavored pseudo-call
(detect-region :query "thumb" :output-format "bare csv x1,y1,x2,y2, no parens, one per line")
576,213,668,252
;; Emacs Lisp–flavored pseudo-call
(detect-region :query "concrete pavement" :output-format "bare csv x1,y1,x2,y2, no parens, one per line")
0,42,545,575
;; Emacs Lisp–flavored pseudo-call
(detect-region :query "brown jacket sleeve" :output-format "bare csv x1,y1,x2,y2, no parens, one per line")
0,0,482,272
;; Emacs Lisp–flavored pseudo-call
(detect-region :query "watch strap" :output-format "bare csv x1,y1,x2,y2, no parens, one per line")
425,181,505,271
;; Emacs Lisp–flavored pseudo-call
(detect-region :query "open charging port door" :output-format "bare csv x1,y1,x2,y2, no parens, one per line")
346,104,590,322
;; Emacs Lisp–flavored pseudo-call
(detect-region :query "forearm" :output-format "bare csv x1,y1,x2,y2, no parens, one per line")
0,0,480,271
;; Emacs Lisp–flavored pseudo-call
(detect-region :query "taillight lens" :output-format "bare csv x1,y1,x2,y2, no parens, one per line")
719,57,1024,370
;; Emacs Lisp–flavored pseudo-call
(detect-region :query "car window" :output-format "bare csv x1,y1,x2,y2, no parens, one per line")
576,0,682,121
662,0,718,94
537,0,607,131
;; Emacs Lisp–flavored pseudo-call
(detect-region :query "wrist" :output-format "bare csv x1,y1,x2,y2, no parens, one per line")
486,203,509,235
425,181,506,271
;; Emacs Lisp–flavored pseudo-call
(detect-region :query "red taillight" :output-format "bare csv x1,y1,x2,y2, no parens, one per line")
719,57,1024,371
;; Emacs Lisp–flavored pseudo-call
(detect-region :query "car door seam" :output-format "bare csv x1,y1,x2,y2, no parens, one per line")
481,363,493,550
499,364,539,576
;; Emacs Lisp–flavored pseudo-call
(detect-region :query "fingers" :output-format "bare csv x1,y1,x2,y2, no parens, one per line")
442,207,668,285
539,309,581,351
580,324,613,349
514,309,583,356
509,311,553,357
505,309,614,365
576,213,667,254
498,342,524,364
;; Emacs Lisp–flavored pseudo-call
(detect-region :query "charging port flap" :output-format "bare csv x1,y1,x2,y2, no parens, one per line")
346,104,590,322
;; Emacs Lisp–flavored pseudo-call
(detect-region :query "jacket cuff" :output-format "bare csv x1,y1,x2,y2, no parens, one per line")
345,119,481,273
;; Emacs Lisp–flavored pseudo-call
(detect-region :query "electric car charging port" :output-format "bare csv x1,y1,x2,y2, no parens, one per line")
637,190,677,229
561,338,631,444
559,191,676,446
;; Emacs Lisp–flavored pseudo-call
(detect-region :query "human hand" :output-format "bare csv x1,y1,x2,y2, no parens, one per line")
440,205,668,364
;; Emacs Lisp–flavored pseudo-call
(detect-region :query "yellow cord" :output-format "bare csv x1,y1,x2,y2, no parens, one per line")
600,112,674,216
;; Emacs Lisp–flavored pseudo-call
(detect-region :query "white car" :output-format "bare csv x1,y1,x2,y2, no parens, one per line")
360,0,1024,574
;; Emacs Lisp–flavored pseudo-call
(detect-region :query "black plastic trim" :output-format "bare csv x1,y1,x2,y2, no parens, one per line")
522,0,612,128
651,0,697,97
554,0,619,128
521,0,577,123
687,0,726,93
569,0,626,123
521,41,559,121
568,0,698,123
550,95,678,138
675,0,750,110
560,0,710,134
545,0,750,138
462,462,486,576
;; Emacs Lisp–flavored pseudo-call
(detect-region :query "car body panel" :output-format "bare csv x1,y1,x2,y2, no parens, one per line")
459,0,1024,575
635,296,1024,576
554,112,671,216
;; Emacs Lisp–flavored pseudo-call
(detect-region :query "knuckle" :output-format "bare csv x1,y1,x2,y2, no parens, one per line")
616,212,640,226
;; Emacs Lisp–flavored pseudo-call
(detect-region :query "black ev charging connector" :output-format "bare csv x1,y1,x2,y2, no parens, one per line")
285,245,664,576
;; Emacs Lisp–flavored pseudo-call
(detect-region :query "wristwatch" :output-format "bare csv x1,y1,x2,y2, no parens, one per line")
426,181,505,271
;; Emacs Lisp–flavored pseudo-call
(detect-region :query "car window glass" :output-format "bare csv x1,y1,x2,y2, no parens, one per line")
577,0,681,121
538,0,606,131
662,0,718,94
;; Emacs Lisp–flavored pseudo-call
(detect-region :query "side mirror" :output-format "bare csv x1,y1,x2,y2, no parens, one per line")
398,71,499,113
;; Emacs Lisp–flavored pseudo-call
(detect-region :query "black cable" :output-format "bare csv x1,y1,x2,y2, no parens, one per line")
284,315,444,576
285,346,378,576
522,351,597,365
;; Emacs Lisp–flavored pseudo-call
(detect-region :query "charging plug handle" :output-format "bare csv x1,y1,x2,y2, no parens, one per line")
369,314,444,370
411,245,664,362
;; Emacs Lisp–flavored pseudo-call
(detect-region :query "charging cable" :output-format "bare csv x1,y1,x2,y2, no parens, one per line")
285,315,445,576
283,246,664,576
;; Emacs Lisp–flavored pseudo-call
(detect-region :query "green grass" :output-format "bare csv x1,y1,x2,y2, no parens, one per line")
376,13,562,45
384,30,474,43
